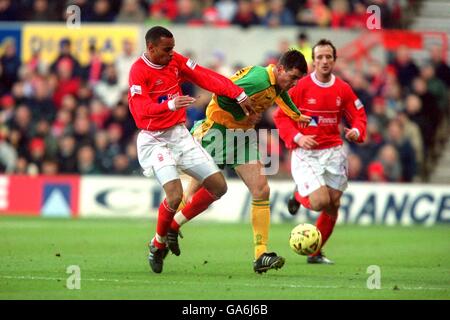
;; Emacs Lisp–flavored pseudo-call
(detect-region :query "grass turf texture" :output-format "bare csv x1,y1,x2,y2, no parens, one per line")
0,217,448,300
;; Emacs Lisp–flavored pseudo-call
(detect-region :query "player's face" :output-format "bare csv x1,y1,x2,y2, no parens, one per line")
148,36,175,65
313,45,335,77
277,66,304,91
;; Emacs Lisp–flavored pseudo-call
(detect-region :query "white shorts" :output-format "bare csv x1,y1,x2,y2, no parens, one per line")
137,124,220,186
291,145,348,197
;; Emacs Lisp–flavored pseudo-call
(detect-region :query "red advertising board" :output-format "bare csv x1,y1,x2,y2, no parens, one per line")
0,175,80,217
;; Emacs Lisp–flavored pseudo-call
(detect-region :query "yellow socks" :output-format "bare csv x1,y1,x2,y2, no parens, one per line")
251,199,270,259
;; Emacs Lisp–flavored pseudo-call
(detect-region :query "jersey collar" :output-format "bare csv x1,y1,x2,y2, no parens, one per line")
141,53,164,69
266,64,277,86
311,71,335,88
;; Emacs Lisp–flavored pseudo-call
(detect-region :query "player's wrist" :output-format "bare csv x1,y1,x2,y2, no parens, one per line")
293,133,303,145
351,128,360,139
236,91,248,104
168,99,176,111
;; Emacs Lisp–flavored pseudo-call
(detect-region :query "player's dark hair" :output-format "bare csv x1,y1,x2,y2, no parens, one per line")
312,39,337,61
278,50,307,75
145,26,173,46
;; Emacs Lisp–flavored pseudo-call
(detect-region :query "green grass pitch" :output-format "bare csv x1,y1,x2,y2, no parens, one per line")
0,216,448,300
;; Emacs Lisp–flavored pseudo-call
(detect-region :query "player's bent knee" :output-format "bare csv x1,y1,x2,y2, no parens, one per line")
166,194,183,211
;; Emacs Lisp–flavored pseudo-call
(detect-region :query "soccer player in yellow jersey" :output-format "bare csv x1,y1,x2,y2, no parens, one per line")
168,50,311,273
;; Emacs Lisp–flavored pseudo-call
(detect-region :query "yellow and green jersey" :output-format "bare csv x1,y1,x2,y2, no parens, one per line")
205,64,302,130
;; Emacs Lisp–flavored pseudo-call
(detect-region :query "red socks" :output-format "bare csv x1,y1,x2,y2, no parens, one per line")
313,211,337,256
153,199,176,249
294,191,312,210
170,187,218,231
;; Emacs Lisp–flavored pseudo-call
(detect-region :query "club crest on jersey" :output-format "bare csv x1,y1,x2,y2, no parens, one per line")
336,96,342,106
308,116,319,127
130,85,142,96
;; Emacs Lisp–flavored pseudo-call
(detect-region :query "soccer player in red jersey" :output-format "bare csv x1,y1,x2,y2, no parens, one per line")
128,26,253,273
273,39,367,264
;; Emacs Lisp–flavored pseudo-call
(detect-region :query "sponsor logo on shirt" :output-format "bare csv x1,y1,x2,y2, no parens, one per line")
318,116,338,124
186,58,197,70
130,85,142,96
354,99,364,110
158,92,179,103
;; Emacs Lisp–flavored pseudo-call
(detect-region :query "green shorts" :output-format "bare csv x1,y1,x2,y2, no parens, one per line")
191,119,260,169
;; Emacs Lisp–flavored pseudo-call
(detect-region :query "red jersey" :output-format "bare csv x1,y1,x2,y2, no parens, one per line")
274,72,367,150
128,51,245,131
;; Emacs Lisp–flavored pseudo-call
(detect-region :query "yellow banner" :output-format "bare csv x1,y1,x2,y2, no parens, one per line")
22,24,141,66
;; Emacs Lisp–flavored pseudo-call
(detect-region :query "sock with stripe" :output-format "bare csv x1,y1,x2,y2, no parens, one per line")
312,211,338,256
170,187,218,232
251,199,270,259
294,191,312,210
153,199,176,249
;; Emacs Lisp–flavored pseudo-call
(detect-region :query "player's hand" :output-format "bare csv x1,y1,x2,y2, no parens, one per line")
297,135,318,150
246,112,262,126
238,97,253,116
344,128,359,142
298,114,311,128
173,95,196,110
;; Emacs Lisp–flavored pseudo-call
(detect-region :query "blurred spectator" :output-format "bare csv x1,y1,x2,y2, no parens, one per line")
104,102,135,144
33,118,58,158
116,0,145,23
93,64,122,109
231,0,260,28
367,161,386,182
329,0,350,28
376,144,402,182
26,0,58,21
345,1,369,29
115,39,137,92
111,153,131,175
85,0,115,22
347,152,364,181
0,0,19,21
27,79,56,122
28,137,46,170
76,144,101,174
296,0,331,27
14,156,29,174
82,45,105,86
420,63,448,115
174,0,201,24
148,0,178,21
50,38,81,78
94,130,112,172
41,158,59,175
0,37,20,93
57,134,77,173
0,128,17,173
125,140,141,175
263,0,295,27
52,58,81,109
390,45,419,91
251,0,268,21
216,0,238,22
385,118,416,182
428,45,450,87
290,31,312,66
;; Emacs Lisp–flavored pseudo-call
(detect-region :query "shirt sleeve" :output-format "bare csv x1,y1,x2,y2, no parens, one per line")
128,64,169,116
343,84,367,143
275,91,302,122
175,52,245,101
273,107,300,149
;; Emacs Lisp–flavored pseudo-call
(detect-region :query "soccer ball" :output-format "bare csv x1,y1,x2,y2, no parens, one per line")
289,223,322,256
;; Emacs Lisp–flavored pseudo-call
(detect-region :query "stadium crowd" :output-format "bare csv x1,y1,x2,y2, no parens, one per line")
0,0,414,29
0,2,449,183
